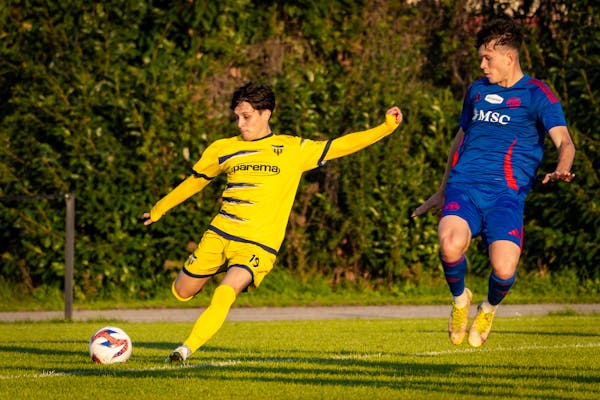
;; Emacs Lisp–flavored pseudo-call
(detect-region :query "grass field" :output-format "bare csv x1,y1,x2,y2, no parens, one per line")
1,314,599,399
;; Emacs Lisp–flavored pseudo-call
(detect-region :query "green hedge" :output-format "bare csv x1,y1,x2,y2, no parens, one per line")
1,0,598,301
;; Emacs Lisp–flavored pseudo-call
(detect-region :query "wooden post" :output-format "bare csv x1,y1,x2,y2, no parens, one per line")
64,193,75,320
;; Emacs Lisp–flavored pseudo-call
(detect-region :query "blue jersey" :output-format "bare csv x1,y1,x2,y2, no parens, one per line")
449,74,567,194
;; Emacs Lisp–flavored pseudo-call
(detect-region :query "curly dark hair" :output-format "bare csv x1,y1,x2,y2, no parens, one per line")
230,82,276,112
476,18,524,51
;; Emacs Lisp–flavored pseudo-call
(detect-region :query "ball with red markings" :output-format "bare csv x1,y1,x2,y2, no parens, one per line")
88,326,132,364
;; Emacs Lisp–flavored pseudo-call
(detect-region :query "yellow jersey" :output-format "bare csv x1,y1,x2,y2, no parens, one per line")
150,114,399,254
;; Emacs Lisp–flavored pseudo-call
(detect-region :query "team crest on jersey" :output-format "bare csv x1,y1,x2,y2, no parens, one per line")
272,145,284,155
506,97,521,109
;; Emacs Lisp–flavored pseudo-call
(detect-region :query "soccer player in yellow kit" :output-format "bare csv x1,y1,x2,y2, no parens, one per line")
143,82,403,362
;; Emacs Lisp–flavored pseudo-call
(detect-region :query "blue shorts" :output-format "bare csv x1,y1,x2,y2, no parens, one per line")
441,183,525,249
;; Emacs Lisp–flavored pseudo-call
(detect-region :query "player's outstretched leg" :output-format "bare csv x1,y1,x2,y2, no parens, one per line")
448,288,472,345
167,284,237,363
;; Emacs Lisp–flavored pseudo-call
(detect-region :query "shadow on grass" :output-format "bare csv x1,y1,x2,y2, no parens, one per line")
415,327,600,339
4,340,598,399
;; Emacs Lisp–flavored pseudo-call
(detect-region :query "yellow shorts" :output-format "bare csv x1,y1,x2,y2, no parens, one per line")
182,230,276,288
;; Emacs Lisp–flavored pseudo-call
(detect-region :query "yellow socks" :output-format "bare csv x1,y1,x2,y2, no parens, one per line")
171,281,194,302
183,285,236,353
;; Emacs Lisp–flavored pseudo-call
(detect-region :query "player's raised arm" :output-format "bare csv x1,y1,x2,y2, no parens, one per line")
142,173,213,226
324,106,402,161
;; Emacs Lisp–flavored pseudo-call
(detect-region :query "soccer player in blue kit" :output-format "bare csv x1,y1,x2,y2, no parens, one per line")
412,18,575,347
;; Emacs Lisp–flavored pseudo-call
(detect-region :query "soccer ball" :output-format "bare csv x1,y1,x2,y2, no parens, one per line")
89,326,132,364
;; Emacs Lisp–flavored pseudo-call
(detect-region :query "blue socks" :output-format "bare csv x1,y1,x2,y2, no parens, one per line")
441,253,468,297
488,272,516,306
441,253,516,305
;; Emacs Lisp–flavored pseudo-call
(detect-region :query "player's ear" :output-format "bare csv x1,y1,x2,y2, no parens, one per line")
506,48,518,65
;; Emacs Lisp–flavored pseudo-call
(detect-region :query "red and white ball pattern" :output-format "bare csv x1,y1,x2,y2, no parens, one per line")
88,326,132,364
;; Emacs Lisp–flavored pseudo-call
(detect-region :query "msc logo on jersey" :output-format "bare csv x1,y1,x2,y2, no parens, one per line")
232,163,280,176
472,108,511,125
272,145,284,155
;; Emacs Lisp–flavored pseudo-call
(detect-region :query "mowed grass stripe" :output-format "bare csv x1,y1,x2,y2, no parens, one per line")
1,341,599,381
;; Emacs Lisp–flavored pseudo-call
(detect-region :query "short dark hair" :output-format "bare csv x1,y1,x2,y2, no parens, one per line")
230,82,275,112
476,18,524,51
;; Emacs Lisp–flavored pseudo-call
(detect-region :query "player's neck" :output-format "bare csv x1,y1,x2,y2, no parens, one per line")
498,67,524,88
241,125,272,141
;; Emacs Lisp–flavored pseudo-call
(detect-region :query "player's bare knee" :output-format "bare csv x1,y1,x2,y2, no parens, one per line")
439,239,467,263
491,264,517,280
489,243,520,278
